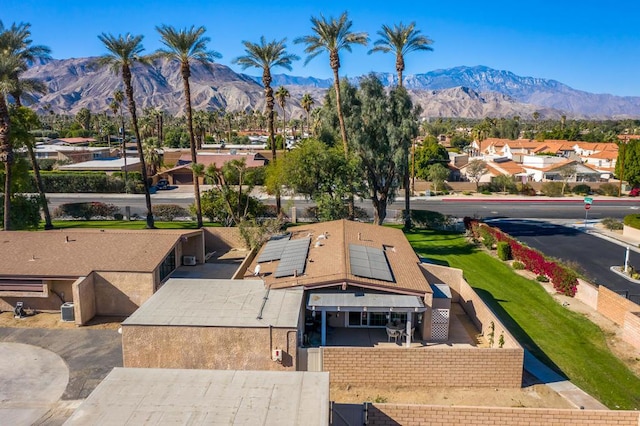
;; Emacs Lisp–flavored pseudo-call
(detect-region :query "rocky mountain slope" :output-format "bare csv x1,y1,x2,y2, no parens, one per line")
21,58,640,119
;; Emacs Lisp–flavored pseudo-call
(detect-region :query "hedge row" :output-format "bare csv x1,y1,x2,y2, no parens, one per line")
467,219,578,296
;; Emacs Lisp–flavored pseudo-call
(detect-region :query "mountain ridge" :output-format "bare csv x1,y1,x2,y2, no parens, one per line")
21,58,640,119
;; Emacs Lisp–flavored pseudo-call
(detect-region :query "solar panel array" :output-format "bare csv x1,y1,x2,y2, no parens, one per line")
274,238,311,278
349,244,394,282
257,234,291,263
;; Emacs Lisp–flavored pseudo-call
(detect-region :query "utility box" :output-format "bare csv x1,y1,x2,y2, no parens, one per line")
272,348,283,362
61,302,75,322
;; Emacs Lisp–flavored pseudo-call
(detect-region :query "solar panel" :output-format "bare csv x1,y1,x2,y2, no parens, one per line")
257,234,291,263
349,244,394,282
274,238,310,278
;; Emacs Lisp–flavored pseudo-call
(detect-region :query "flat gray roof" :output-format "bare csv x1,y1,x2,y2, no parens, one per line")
64,368,330,426
307,290,426,312
122,279,303,328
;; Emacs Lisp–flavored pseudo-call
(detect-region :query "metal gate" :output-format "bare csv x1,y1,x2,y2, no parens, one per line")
331,403,365,425
616,290,640,306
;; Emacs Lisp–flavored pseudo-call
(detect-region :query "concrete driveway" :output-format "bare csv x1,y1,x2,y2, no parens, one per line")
0,328,122,425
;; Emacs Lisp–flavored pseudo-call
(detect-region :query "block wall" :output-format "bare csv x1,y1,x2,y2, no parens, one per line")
323,347,523,388
367,404,640,426
597,286,638,325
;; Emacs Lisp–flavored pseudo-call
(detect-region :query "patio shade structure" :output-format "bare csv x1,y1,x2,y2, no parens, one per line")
307,290,427,347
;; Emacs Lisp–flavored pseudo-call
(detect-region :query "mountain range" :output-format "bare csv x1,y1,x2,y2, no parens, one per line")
21,58,640,120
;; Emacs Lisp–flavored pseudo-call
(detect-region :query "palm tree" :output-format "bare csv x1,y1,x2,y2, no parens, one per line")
155,25,221,228
0,21,51,230
295,12,368,153
369,22,433,230
296,12,368,219
369,22,433,87
232,36,298,215
97,32,155,228
275,86,290,151
301,93,314,137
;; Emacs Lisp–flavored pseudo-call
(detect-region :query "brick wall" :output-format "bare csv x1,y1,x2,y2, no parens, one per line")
622,311,640,350
323,347,523,388
597,286,638,325
367,404,640,426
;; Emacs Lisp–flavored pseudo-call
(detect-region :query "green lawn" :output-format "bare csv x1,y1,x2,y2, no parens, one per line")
406,228,640,410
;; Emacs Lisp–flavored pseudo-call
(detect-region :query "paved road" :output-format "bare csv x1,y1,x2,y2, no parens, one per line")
46,191,639,220
487,219,640,298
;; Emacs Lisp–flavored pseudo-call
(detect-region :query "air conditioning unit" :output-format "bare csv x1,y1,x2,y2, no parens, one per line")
61,302,75,322
183,255,197,266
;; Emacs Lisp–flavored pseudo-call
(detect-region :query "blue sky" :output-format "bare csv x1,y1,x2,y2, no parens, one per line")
5,0,640,96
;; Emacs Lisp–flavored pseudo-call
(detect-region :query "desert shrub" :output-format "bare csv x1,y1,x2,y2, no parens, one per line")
53,202,119,220
512,261,525,270
572,184,592,195
540,181,563,197
410,210,455,230
517,183,537,196
601,217,623,231
152,204,190,221
597,182,619,196
497,241,512,261
536,275,550,282
478,226,495,249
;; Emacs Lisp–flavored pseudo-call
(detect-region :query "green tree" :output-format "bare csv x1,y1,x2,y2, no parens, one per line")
301,93,315,136
275,86,290,148
11,106,53,228
428,163,449,194
557,163,577,195
155,25,221,228
348,76,419,225
369,21,431,229
296,12,368,219
76,107,91,131
466,159,488,191
98,32,155,228
369,22,433,87
233,36,298,215
0,21,51,230
493,174,516,193
414,138,450,179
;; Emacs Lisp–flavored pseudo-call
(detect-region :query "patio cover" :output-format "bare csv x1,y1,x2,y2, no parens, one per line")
306,290,426,313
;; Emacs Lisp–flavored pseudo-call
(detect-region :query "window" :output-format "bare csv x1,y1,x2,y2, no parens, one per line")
159,250,176,282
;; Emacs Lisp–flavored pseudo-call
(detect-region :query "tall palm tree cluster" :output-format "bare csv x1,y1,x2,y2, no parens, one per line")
0,13,434,230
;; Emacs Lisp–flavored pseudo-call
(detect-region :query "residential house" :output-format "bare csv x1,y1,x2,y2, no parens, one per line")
25,144,112,164
50,137,96,146
0,229,204,324
160,151,268,185
58,157,142,174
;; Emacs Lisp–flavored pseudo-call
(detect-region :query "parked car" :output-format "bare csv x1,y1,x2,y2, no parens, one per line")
629,187,640,197
156,179,169,190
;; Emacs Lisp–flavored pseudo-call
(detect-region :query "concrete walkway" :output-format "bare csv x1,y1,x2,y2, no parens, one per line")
0,342,69,425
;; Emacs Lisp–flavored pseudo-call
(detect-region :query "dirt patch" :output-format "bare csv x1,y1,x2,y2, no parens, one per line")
0,311,124,330
330,382,573,409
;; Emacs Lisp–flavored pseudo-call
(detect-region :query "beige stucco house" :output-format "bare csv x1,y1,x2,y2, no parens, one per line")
0,229,204,325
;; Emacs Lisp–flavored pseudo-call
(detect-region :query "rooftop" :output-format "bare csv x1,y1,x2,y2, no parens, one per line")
245,220,431,295
58,157,140,171
0,229,200,278
64,368,329,426
122,279,304,328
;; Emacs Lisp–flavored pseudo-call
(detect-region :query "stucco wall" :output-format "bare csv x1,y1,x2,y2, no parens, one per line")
203,227,248,252
367,404,639,426
122,325,298,371
323,347,523,388
93,271,155,316
421,264,520,349
72,275,96,325
574,278,599,310
0,279,73,312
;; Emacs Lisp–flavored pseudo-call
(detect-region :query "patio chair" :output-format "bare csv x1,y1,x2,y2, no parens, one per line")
386,327,399,343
